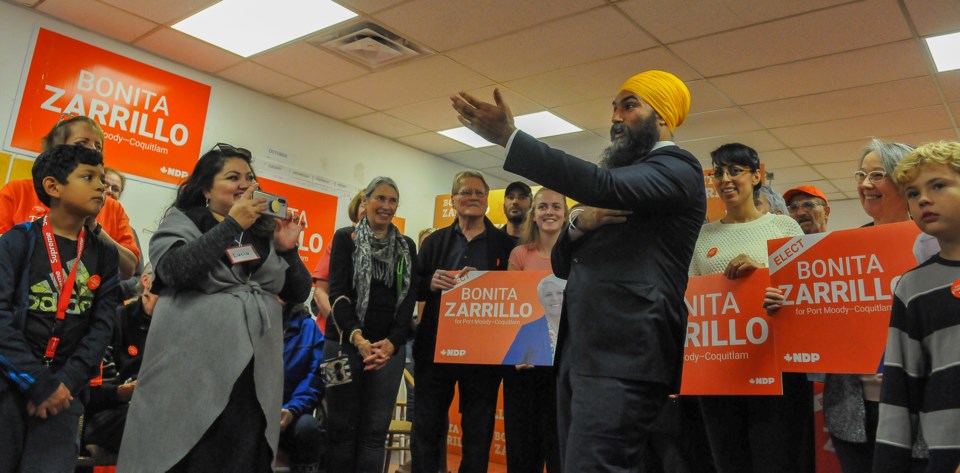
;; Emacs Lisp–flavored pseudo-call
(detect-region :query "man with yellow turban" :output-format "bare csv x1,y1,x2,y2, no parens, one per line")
450,70,706,472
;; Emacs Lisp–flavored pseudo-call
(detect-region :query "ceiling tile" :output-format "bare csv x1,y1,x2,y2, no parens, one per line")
618,0,850,44
346,113,426,138
828,177,859,195
324,55,492,109
539,131,611,158
678,130,785,164
771,179,839,195
886,128,960,147
670,0,910,77
336,0,406,15
766,165,825,185
940,71,960,102
903,0,960,36
441,149,505,170
795,141,866,165
503,49,698,108
815,160,861,179
758,149,807,169
679,108,762,141
710,41,929,104
375,0,603,52
38,0,158,42
383,86,542,132
554,98,615,132
823,192,847,202
743,76,941,128
447,7,655,83
480,166,528,184
687,80,735,114
135,28,243,73
396,132,472,155
99,0,215,25
286,89,373,120
218,61,314,98
770,105,952,148
252,42,368,87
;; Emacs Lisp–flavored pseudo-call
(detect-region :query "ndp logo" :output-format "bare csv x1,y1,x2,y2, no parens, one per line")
749,377,776,385
783,352,821,363
440,349,466,357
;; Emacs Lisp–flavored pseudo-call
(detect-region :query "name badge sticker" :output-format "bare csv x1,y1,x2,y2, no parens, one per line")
226,245,260,264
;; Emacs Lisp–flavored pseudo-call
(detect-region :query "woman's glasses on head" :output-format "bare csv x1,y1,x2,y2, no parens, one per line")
211,142,252,159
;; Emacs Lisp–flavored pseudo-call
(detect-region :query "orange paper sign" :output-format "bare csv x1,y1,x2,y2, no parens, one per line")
436,270,563,365
8,28,211,185
257,177,337,273
767,222,921,373
681,270,782,395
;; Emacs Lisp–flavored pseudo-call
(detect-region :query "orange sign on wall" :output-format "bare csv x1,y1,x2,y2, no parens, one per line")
257,177,337,272
436,270,560,365
7,28,211,185
681,270,782,395
767,222,921,373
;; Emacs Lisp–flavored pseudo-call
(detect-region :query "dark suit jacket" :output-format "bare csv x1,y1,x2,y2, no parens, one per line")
504,131,706,388
414,217,514,366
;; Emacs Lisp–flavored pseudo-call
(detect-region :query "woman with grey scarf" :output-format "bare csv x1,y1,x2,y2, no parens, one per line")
324,176,418,473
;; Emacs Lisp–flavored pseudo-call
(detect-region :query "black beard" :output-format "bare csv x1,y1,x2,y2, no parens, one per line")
599,114,659,169
506,212,526,225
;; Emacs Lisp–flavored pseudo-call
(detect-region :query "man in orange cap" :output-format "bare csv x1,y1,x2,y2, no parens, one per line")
783,185,831,234
451,70,705,472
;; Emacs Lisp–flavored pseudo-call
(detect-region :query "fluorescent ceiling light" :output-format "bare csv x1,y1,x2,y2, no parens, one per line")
173,0,357,57
439,111,582,148
925,31,960,72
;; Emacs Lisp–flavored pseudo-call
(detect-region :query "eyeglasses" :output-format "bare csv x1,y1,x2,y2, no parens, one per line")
456,189,487,198
787,201,825,214
712,166,751,179
854,170,887,184
106,184,124,194
211,142,252,159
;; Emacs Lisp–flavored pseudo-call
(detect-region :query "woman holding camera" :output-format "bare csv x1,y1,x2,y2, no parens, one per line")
117,143,312,473
324,176,418,473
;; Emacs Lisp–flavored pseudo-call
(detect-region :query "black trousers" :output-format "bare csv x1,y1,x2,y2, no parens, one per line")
699,373,814,473
502,366,561,473
412,362,502,473
556,351,670,473
830,399,878,473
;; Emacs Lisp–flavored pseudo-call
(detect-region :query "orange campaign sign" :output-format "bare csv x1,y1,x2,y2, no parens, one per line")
681,270,782,395
435,270,563,365
257,177,337,272
7,28,211,185
767,221,922,373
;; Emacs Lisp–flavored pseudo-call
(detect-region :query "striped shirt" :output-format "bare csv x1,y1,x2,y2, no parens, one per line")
875,255,960,472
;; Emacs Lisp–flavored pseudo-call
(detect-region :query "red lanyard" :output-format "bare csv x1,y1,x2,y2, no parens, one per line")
40,216,86,364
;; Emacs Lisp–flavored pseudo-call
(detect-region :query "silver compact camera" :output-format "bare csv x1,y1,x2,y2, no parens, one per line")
320,355,352,387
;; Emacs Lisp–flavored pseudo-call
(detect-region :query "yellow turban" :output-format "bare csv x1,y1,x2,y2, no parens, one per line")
618,70,691,132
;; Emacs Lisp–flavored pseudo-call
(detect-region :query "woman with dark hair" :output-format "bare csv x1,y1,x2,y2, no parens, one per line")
116,143,312,473
324,176,418,473
689,143,811,473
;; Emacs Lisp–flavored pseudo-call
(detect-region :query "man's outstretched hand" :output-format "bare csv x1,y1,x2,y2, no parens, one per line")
450,89,517,147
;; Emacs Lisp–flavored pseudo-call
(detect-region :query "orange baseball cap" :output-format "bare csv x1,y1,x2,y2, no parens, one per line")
783,185,828,204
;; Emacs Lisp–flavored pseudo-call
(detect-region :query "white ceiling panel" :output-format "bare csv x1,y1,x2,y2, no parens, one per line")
679,108,763,141
771,105,952,148
346,113,426,138
554,99,616,133
940,71,960,102
710,41,930,104
447,7,656,83
795,141,866,165
742,76,941,128
678,130,786,164
828,177,860,196
766,165,824,185
99,0,215,25
441,149,506,170
670,0,910,77
376,0,604,52
396,132,473,155
539,131,611,158
503,49,698,109
687,80,735,114
772,179,840,195
324,55,492,110
757,149,807,169
480,165,528,185
38,0,158,42
218,61,314,98
252,42,369,88
815,160,861,179
903,0,960,36
335,0,414,15
286,89,373,119
134,28,243,73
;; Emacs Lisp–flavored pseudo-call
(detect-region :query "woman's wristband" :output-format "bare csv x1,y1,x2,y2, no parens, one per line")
348,329,363,346
568,208,585,231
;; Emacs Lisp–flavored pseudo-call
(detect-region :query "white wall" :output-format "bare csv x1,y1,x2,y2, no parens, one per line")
0,2,489,263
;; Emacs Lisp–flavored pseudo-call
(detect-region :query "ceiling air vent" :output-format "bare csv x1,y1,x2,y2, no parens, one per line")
314,23,428,69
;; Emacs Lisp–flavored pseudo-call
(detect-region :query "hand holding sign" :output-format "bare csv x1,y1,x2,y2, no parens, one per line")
724,253,762,280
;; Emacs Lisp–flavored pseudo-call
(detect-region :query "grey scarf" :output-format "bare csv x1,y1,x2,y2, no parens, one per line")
352,217,411,322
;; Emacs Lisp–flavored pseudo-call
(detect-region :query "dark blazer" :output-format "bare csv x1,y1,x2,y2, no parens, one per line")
414,218,514,366
505,131,706,388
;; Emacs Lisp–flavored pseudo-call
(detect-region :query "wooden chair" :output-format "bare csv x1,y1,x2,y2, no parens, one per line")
383,369,415,473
